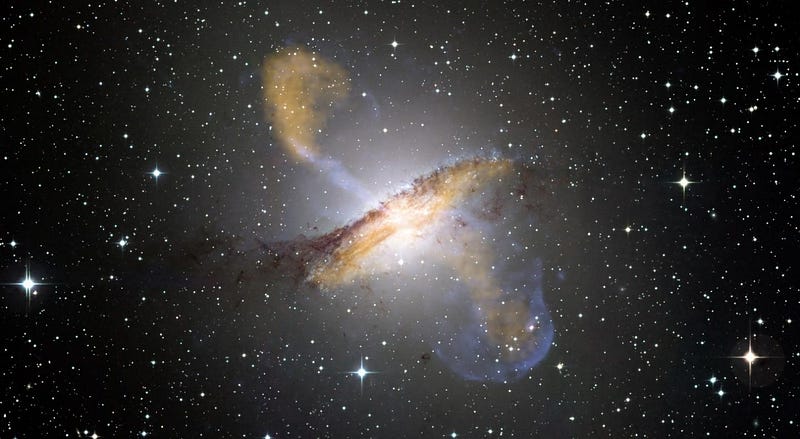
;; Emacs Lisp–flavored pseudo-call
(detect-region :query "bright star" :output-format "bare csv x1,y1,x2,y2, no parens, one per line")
709,376,717,384
118,238,127,248
673,171,694,203
151,167,162,178
391,40,398,48
728,325,778,390
21,277,35,291
4,262,55,313
624,225,632,234
9,240,17,248
351,357,373,392
773,70,783,81
510,53,517,61
13,263,37,296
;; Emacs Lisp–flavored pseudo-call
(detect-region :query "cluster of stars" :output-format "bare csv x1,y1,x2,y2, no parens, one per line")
1,2,793,435
707,376,725,398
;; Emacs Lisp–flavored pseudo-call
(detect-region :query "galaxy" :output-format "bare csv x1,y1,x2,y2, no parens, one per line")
2,1,797,437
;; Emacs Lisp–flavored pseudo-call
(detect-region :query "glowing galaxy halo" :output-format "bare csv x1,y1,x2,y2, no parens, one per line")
262,46,555,381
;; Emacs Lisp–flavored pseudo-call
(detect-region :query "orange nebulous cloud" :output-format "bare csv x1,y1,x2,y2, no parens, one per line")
262,47,350,162
450,229,545,363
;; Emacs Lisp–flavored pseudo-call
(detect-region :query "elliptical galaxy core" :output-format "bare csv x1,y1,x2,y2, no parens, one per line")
263,47,554,381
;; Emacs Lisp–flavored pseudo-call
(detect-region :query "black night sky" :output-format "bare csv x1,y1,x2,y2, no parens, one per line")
1,1,797,437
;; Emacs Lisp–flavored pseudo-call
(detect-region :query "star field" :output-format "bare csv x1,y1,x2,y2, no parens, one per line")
1,1,797,437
